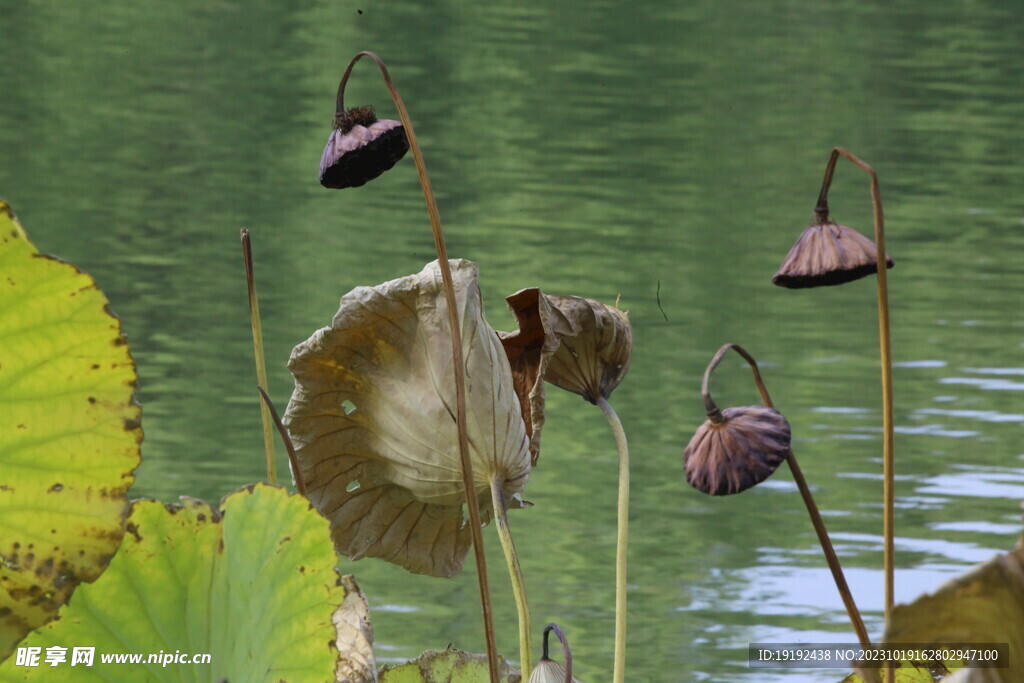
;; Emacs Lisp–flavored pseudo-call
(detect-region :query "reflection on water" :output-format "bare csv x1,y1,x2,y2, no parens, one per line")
1,0,1022,680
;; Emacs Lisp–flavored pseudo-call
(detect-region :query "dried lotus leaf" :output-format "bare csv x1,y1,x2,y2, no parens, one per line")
881,534,1024,683
284,259,531,577
334,575,377,683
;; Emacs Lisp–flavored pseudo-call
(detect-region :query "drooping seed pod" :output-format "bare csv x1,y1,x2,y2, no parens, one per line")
528,624,580,683
319,105,409,189
772,220,893,289
544,294,632,405
684,405,791,495
682,344,791,495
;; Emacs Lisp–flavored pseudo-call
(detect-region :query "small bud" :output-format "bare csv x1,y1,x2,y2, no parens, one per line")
319,105,409,189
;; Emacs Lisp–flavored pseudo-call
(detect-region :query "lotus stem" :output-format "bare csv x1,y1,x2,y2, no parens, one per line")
256,385,306,497
336,51,499,681
490,476,532,674
817,148,896,632
701,343,772,424
543,623,573,682
241,229,276,484
784,453,872,650
596,396,629,683
712,344,873,651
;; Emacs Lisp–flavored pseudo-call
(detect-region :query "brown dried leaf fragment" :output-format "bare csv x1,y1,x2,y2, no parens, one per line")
498,288,572,466
334,575,377,683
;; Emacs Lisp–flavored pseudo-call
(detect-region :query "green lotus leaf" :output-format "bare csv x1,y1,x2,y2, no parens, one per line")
0,202,141,658
0,484,350,681
379,647,520,682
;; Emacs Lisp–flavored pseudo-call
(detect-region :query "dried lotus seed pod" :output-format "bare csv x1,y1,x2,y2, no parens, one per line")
683,405,791,495
319,105,409,188
772,220,893,289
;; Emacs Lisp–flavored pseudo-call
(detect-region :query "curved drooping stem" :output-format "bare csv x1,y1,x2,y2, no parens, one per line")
543,623,574,683
701,343,772,423
241,229,277,484
814,148,842,222
705,344,873,651
490,477,532,674
596,397,629,683
816,147,896,628
337,51,499,681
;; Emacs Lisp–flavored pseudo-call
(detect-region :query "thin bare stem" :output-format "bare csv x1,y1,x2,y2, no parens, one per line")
830,147,895,631
490,476,532,674
705,343,872,650
814,148,841,221
256,385,306,497
785,452,872,649
596,397,629,683
335,51,499,681
241,229,276,484
822,147,896,683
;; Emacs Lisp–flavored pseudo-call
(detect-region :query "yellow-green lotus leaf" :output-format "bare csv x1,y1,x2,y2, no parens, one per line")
0,202,141,659
379,647,519,682
841,663,942,683
0,483,350,681
285,260,531,577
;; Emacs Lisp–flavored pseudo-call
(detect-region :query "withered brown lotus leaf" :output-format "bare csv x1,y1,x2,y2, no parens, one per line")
881,532,1024,683
772,221,894,289
498,288,574,466
319,106,409,189
284,260,531,577
683,406,791,495
544,294,632,404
